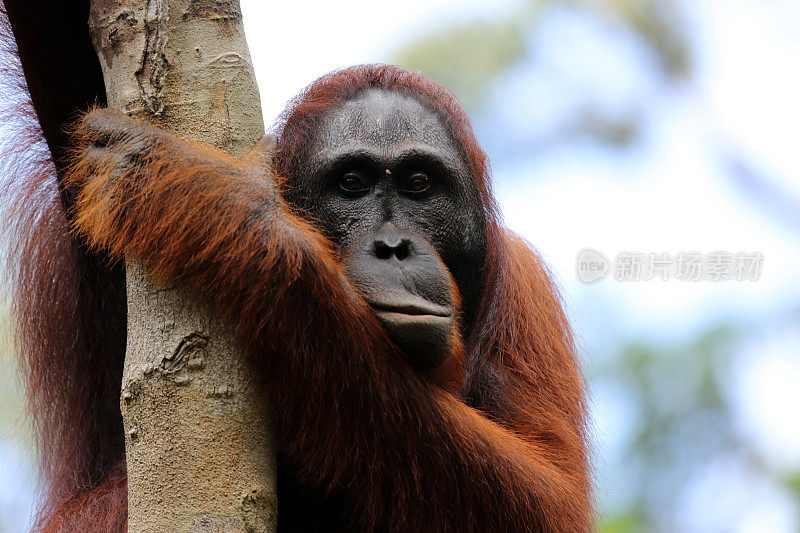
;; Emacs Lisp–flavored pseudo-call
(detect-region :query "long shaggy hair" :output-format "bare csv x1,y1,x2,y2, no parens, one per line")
2,21,591,526
1,5,127,531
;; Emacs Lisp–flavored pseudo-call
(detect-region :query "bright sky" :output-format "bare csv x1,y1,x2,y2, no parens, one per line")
241,0,516,125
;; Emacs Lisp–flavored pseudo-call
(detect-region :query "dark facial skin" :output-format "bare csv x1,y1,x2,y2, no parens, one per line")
284,89,488,367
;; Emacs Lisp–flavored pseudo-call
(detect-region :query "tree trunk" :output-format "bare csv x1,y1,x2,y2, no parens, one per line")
88,1,277,531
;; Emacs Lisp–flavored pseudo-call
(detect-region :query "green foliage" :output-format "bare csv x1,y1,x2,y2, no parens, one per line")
589,323,790,530
600,0,691,79
391,0,690,148
597,507,647,533
784,470,800,497
393,18,528,110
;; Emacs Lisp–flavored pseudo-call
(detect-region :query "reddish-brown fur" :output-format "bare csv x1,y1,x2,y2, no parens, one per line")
3,15,592,526
1,5,127,531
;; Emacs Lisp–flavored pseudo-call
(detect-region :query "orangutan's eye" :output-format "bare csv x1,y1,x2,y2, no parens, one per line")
339,171,369,193
404,172,431,194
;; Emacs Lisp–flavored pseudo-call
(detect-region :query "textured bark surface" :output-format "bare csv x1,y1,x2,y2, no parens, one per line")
88,1,277,531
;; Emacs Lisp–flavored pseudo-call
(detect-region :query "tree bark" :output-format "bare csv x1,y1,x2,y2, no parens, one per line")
88,1,277,531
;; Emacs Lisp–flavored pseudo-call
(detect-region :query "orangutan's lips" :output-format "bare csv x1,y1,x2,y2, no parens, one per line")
368,300,451,318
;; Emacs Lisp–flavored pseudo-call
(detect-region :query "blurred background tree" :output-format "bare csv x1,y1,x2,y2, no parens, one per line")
393,0,690,148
